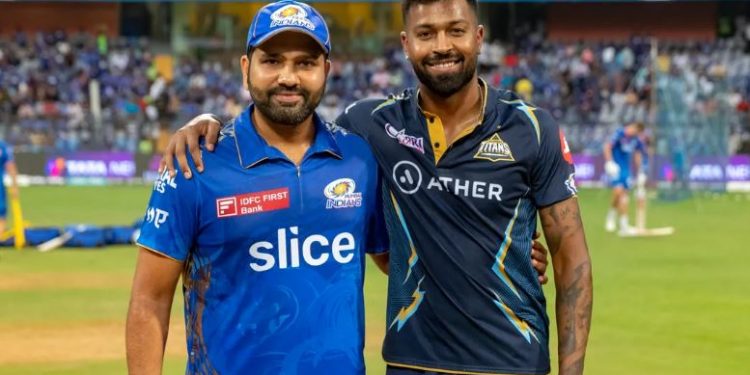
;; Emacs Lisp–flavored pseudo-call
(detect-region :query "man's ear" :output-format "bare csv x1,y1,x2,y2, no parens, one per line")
400,31,409,61
476,24,485,55
241,54,250,90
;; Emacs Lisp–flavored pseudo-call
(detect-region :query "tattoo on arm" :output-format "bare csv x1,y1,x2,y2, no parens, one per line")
558,261,592,375
539,198,593,375
540,198,584,256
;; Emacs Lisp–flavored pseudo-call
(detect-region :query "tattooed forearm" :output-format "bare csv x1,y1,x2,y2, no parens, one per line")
540,197,584,256
557,261,593,375
539,197,593,375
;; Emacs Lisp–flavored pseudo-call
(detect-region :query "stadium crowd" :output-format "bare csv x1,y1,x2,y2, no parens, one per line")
1,30,749,155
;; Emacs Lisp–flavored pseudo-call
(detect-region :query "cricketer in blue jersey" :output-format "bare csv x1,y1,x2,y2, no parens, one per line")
126,2,390,374
0,141,20,234
603,122,646,234
160,1,587,374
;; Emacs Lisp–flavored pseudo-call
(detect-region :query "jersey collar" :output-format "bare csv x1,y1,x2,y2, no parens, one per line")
233,105,342,169
409,78,498,127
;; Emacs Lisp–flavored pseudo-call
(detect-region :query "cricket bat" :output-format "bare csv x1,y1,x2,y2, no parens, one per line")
11,196,25,249
37,230,74,252
619,226,675,237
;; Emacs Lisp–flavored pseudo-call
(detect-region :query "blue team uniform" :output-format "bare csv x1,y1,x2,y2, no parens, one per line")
336,80,576,374
609,128,645,189
137,105,388,375
0,142,13,217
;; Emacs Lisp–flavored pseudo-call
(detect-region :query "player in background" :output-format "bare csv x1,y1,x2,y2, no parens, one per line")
603,121,646,234
0,140,20,235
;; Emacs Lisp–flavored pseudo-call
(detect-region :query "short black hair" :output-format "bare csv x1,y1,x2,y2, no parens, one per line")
632,122,645,132
401,0,478,24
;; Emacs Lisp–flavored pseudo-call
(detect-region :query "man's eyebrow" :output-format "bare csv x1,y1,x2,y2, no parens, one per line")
256,50,323,59
413,19,469,29
256,50,279,58
297,51,323,59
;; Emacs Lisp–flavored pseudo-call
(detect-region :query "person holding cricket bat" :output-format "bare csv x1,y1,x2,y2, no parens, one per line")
603,122,646,235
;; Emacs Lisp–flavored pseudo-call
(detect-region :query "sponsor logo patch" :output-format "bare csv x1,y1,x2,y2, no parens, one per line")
392,160,503,201
392,161,423,194
474,133,514,162
216,188,290,218
249,227,356,272
385,123,425,154
324,178,362,209
270,5,316,31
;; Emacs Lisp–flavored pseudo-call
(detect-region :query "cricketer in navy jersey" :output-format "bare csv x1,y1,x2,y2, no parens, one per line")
137,106,387,374
335,81,577,374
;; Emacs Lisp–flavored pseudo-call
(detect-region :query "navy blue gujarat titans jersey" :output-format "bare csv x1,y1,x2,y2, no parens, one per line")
137,105,388,375
335,80,576,374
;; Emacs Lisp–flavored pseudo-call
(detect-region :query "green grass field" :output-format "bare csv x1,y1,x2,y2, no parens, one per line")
1,186,748,374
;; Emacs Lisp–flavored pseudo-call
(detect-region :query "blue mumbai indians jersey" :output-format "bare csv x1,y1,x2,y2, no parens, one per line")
610,128,645,174
137,106,388,375
0,141,13,202
336,80,576,374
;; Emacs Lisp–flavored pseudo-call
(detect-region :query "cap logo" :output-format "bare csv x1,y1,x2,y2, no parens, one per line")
270,5,316,31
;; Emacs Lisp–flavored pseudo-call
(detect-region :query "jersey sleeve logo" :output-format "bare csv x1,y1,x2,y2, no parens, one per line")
385,122,425,154
565,173,578,194
474,133,515,162
216,188,290,218
146,207,169,229
324,178,362,209
154,170,178,194
559,129,574,165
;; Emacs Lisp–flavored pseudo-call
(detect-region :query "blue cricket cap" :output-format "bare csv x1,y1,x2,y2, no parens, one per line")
246,0,331,55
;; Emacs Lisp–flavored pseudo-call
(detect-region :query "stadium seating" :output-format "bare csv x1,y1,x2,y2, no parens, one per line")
1,31,748,155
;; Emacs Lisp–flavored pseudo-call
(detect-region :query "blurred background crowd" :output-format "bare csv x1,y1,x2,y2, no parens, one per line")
2,2,750,157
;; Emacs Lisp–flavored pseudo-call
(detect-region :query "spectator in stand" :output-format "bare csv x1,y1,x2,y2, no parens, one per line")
1,30,749,155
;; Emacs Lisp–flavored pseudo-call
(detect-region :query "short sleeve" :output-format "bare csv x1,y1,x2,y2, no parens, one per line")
609,128,624,147
136,169,199,261
365,169,389,254
530,110,577,208
334,109,356,133
636,137,647,154
0,143,12,166
334,98,388,138
5,145,13,163
639,140,649,168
